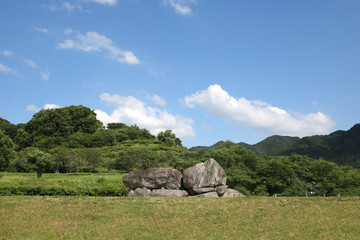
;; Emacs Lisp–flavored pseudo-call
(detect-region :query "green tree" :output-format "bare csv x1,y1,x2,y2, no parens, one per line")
157,130,183,148
115,145,157,172
49,146,73,173
310,159,344,195
25,105,102,144
0,130,15,171
0,117,18,140
14,128,32,150
26,149,54,178
82,148,103,172
107,122,127,130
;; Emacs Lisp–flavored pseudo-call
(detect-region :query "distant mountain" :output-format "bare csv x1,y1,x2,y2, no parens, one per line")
189,124,360,168
279,124,360,168
188,136,300,154
238,135,300,155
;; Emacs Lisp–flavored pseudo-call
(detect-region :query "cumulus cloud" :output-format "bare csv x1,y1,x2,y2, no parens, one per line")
83,0,117,5
163,0,196,16
95,93,195,139
44,104,61,109
58,31,140,64
0,63,18,75
27,104,61,112
147,94,166,106
184,84,335,137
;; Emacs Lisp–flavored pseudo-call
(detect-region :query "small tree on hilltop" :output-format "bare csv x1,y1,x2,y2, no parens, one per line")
157,130,183,148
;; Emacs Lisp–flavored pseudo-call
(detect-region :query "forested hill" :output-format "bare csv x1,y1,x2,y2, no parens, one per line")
279,124,360,168
189,124,360,168
237,135,301,155
1,106,360,196
188,135,300,155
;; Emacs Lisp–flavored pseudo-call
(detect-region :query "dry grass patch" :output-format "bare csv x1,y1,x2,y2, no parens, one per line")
1,196,360,239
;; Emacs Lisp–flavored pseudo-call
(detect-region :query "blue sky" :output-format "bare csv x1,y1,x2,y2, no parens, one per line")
1,0,359,147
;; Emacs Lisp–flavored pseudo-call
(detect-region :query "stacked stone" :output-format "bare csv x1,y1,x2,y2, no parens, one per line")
183,158,244,197
123,168,188,197
122,158,245,198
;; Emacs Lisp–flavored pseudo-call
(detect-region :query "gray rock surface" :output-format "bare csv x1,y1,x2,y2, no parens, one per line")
215,185,228,196
223,188,246,197
127,189,135,197
190,191,219,197
127,188,151,197
183,158,227,190
149,189,188,197
122,168,182,190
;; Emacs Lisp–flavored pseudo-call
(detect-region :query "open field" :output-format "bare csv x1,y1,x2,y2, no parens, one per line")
1,196,359,239
0,172,128,196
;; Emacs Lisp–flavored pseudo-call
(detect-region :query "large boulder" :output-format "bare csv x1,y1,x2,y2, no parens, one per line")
150,189,188,197
123,168,182,190
223,188,246,197
183,158,227,190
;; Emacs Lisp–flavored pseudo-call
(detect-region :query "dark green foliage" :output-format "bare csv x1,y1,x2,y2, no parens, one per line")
14,128,32,150
280,124,360,168
26,149,54,178
190,136,300,155
66,124,155,148
1,109,360,196
24,105,102,146
244,135,301,155
157,130,183,148
0,117,18,140
0,130,15,171
191,124,360,168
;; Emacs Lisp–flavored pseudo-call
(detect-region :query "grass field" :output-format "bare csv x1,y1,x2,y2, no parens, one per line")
0,172,128,196
1,196,359,239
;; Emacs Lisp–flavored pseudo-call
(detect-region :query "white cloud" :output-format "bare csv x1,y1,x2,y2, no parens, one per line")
27,104,61,113
44,104,61,109
164,0,196,16
26,105,40,112
0,63,18,75
83,0,117,6
46,1,84,13
23,58,37,69
184,84,336,137
40,70,50,80
147,94,166,106
1,50,14,57
95,93,195,139
58,31,140,64
34,27,49,33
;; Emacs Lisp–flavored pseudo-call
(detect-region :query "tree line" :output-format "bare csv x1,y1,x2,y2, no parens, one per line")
1,105,360,196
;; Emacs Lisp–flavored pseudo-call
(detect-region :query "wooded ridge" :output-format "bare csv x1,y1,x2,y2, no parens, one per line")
1,105,360,196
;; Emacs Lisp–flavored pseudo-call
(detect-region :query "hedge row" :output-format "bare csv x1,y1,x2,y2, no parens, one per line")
0,185,129,196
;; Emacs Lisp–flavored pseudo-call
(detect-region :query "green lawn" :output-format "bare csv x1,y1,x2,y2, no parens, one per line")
1,196,360,239
0,172,128,196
